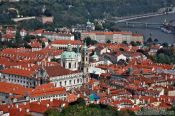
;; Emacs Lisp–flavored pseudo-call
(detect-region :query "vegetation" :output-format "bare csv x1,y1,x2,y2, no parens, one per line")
153,47,175,64
0,0,175,27
84,37,98,46
44,98,136,116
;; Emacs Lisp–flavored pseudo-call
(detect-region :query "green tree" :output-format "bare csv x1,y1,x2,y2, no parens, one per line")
147,37,153,43
122,41,128,44
119,48,125,51
42,42,45,48
19,19,44,30
162,42,169,48
106,40,111,44
84,37,98,46
154,38,158,43
130,41,137,46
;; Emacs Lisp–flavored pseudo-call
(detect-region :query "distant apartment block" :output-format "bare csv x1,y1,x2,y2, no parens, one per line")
81,31,144,43
42,32,74,41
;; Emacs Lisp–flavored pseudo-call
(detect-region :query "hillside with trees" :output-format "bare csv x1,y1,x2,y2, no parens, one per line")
44,98,136,116
0,0,175,27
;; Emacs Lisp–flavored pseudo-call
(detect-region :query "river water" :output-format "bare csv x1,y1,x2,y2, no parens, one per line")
116,13,175,44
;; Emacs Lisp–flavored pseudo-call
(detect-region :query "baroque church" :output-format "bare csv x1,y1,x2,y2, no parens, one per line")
48,43,89,90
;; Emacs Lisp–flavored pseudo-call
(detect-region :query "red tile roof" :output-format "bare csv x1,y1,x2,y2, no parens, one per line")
0,68,36,78
51,40,82,45
0,82,32,95
45,65,80,77
30,87,66,97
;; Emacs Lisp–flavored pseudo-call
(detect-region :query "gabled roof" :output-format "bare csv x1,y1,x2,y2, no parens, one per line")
0,68,36,78
0,82,32,95
30,86,66,97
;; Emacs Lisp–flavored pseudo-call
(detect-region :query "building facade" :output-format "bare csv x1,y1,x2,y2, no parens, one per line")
81,31,144,43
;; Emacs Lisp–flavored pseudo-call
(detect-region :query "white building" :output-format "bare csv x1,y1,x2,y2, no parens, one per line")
46,65,84,90
0,68,45,88
81,31,144,43
51,40,82,50
42,32,74,41
29,84,67,102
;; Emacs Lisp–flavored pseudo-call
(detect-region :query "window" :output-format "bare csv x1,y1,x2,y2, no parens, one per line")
63,62,65,68
69,80,71,85
69,63,71,68
77,79,79,83
75,62,76,68
65,81,67,86
60,82,62,86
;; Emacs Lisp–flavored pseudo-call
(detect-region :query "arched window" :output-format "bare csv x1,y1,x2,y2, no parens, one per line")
69,80,72,85
75,62,76,68
63,62,65,68
77,79,79,83
74,80,76,84
60,81,62,86
69,63,71,68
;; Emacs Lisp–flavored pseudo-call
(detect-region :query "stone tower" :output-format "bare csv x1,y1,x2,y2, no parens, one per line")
81,42,89,83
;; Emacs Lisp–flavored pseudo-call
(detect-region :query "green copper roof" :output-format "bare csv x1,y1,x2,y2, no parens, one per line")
92,52,98,59
61,51,77,59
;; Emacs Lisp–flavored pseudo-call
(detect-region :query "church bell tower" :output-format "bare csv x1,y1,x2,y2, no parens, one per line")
81,42,89,83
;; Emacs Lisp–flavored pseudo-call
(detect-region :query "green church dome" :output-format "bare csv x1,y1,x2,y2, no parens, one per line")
61,44,78,59
61,51,77,59
92,52,98,59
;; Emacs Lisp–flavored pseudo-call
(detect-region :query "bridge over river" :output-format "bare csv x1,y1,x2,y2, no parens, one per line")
113,11,174,23
109,11,175,29
116,21,163,29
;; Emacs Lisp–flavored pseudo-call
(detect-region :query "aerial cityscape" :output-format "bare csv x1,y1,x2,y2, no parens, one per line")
0,0,175,116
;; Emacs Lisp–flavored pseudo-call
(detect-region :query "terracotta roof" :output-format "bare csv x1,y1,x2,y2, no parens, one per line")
30,40,42,48
0,82,32,95
82,31,132,35
30,86,66,97
45,65,80,77
0,68,36,78
51,40,82,45
2,33,15,39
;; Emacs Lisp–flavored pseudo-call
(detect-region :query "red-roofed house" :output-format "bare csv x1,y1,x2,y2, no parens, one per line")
1,33,15,41
0,82,32,103
29,84,67,102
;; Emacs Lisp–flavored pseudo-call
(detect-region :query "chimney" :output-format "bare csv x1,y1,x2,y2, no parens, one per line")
26,109,30,112
15,104,18,108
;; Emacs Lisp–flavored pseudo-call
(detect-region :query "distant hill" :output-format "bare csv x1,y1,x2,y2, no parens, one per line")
0,0,175,27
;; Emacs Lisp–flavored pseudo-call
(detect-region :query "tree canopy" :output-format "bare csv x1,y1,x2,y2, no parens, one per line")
44,98,136,116
1,0,175,27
